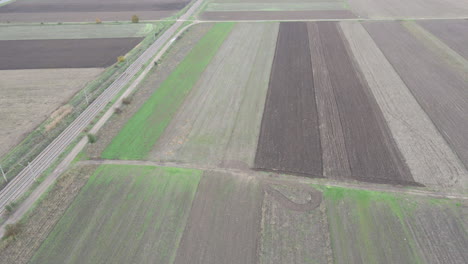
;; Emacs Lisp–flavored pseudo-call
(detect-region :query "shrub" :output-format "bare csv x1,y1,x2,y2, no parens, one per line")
96,18,102,24
117,56,126,63
5,204,13,213
87,133,97,143
114,107,123,114
131,15,139,23
3,222,23,239
122,96,132,105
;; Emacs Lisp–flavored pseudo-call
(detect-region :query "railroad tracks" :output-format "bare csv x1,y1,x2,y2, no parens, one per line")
0,0,203,215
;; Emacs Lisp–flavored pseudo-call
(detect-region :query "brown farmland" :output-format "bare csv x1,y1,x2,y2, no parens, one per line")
312,22,412,184
255,22,414,185
200,10,356,20
365,21,468,170
0,38,142,70
173,171,263,264
254,22,322,177
0,0,189,22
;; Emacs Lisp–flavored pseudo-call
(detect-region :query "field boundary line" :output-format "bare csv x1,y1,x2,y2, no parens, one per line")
79,159,468,200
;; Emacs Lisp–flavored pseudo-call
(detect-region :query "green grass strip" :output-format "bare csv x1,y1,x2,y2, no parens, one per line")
102,22,235,160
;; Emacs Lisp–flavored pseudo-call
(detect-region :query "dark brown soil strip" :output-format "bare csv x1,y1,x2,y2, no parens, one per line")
418,20,468,60
364,21,468,170
173,172,263,264
0,2,188,13
0,38,142,70
200,10,356,20
254,22,322,177
307,22,351,180
317,22,413,184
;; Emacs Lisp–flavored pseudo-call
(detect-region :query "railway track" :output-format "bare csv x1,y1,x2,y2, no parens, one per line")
0,0,203,215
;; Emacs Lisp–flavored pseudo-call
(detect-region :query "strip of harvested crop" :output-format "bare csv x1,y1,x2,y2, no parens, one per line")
339,21,466,188
254,22,322,177
364,21,468,171
173,171,263,264
101,23,234,160
317,22,412,184
418,20,468,61
149,23,278,169
29,165,202,264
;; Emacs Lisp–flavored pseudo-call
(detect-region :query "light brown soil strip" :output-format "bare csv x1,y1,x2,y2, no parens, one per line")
418,20,468,61
317,21,413,184
173,171,263,264
364,21,468,171
200,10,356,20
0,10,177,22
307,22,351,180
0,2,188,13
0,68,103,158
254,22,322,177
339,21,467,188
0,38,143,70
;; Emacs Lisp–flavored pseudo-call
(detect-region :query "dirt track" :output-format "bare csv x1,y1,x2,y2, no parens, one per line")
200,10,356,20
0,38,142,70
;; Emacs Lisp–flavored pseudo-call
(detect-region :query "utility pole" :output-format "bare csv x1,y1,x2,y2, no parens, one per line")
0,165,7,183
84,90,90,105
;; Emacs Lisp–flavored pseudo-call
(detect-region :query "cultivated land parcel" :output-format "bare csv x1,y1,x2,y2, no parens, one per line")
0,0,191,22
0,0,467,263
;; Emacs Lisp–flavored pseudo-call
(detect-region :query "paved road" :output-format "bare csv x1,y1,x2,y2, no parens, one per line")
0,0,204,215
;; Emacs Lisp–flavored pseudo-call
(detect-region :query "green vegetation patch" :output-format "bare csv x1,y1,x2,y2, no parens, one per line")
102,22,235,160
0,23,153,41
30,164,202,264
317,185,468,264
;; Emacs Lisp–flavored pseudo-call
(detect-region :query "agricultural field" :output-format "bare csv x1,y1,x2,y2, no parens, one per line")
99,21,467,190
199,0,356,20
0,68,103,158
0,0,190,22
1,0,467,262
322,186,467,264
11,163,466,264
30,165,202,264
0,23,148,161
0,38,142,70
0,23,154,40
